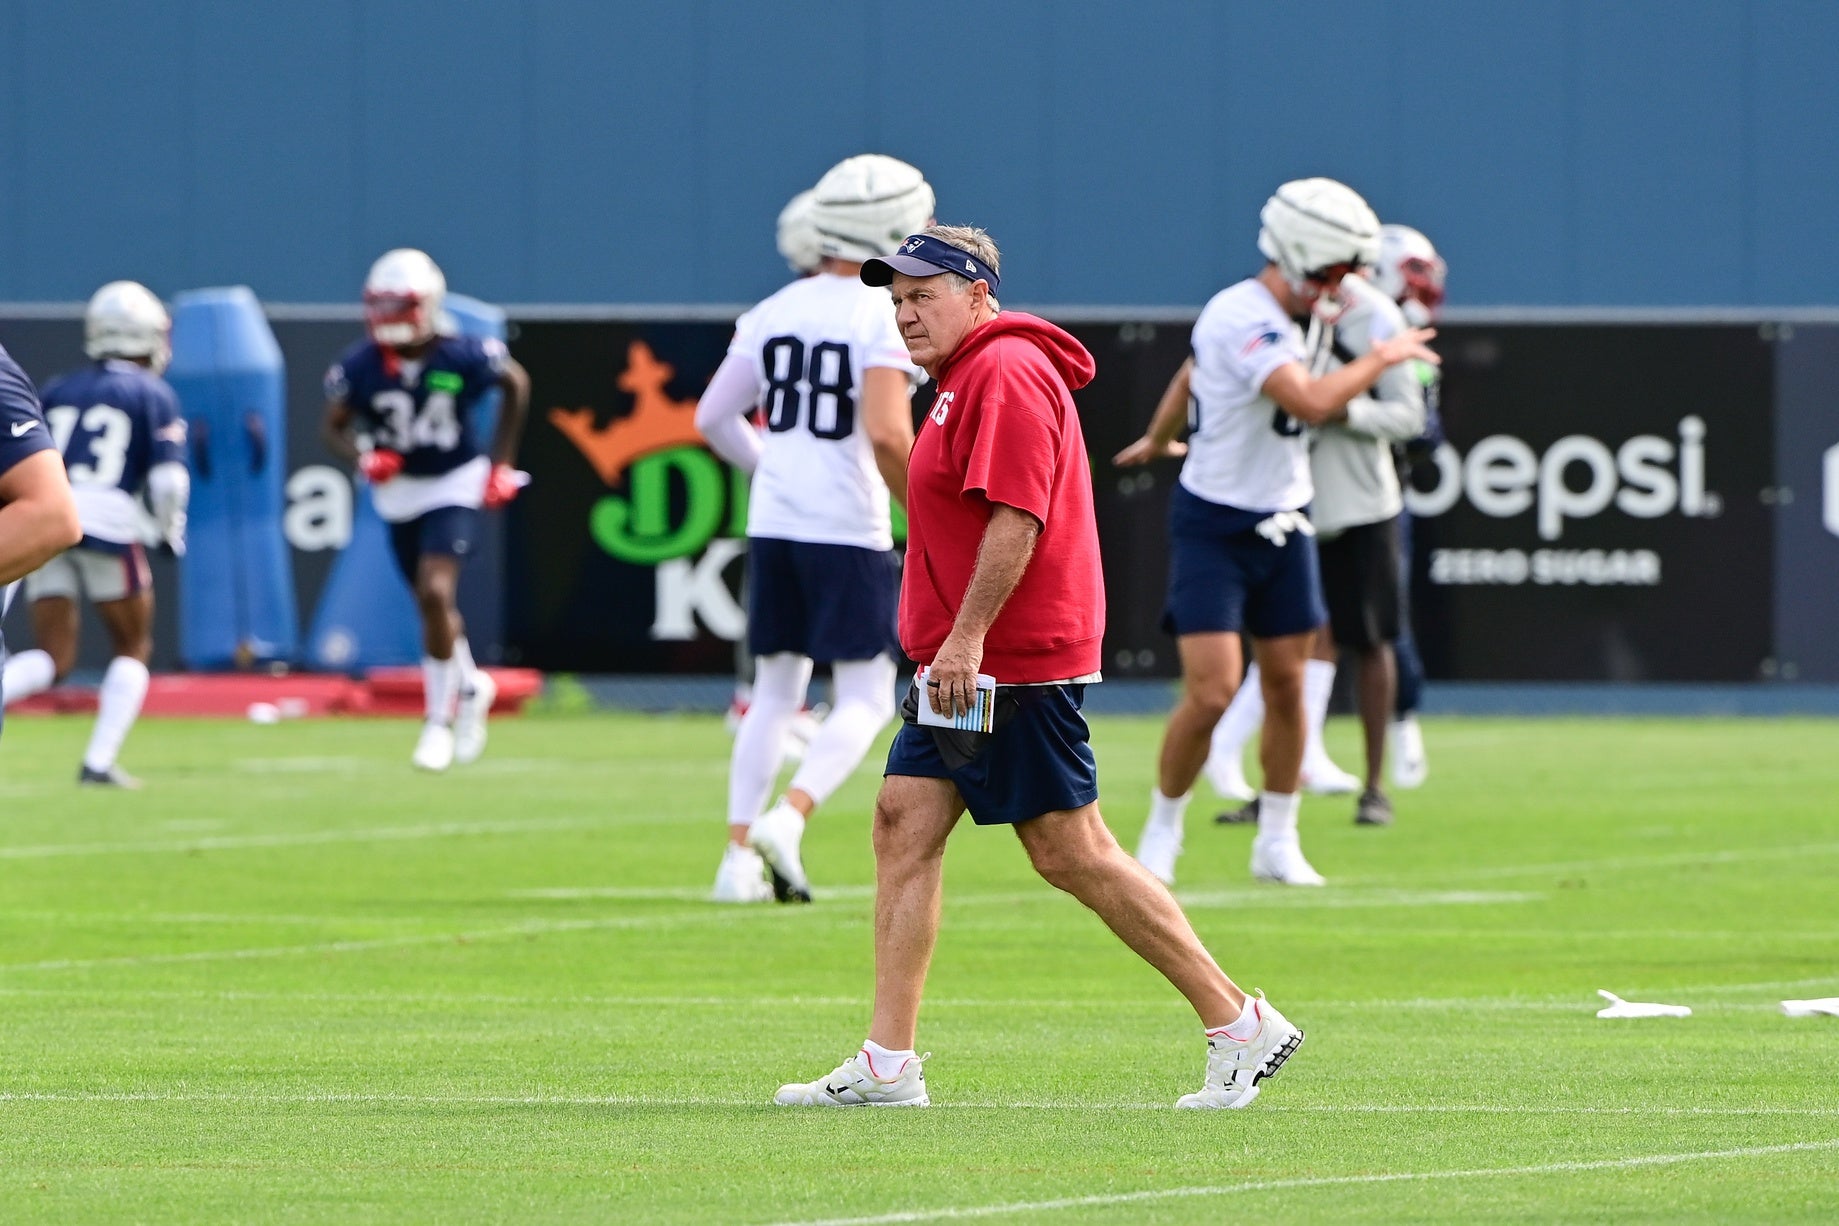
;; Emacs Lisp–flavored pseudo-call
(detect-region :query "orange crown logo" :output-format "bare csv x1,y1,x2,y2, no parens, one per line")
548,340,706,485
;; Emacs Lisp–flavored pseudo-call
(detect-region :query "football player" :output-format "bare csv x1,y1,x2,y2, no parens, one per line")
1369,224,1448,790
1117,179,1437,886
0,343,82,741
321,249,530,772
695,155,934,903
1,283,184,783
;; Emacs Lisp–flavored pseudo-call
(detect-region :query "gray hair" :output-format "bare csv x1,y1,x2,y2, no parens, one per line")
919,224,1001,310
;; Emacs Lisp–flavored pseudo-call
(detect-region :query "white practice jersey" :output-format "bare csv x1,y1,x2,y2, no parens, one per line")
1180,278,1313,513
730,273,919,550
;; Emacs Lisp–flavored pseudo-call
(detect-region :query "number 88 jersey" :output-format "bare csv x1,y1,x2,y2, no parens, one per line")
325,335,507,477
729,273,919,551
38,359,187,550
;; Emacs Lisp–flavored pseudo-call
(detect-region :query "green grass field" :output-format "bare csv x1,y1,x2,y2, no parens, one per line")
1,710,1836,1223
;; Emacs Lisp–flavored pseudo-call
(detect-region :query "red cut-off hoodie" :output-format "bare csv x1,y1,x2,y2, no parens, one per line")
900,312,1105,683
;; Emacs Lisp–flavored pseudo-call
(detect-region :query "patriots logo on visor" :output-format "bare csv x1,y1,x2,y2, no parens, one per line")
902,237,924,253
1241,330,1284,357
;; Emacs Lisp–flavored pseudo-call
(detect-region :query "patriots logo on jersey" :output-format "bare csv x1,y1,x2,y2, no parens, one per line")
1241,330,1285,358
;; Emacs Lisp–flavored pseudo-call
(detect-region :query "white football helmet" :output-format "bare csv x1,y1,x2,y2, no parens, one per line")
776,189,824,275
807,154,935,263
1257,178,1381,291
1371,224,1447,326
85,281,171,373
363,248,446,347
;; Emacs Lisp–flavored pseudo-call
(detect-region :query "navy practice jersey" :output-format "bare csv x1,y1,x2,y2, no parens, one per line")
325,335,508,477
38,359,187,551
0,344,56,480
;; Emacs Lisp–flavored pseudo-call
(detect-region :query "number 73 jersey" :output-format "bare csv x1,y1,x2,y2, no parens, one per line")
38,359,187,549
729,273,920,551
325,335,508,477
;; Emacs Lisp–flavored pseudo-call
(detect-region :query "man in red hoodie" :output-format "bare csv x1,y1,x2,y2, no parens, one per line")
774,226,1305,1111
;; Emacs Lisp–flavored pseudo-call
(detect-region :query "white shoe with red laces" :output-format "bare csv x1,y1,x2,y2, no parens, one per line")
1177,994,1304,1109
775,1047,930,1107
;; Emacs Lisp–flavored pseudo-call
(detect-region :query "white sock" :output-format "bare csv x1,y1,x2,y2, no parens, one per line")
451,636,479,694
423,655,457,724
788,655,896,807
861,1038,917,1078
2,648,56,707
1148,789,1191,833
1256,790,1301,841
1205,662,1264,789
1211,997,1264,1042
1302,659,1337,769
83,656,150,773
728,652,812,828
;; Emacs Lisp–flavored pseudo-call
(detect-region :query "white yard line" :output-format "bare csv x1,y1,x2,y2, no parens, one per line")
0,815,665,860
765,1139,1839,1225
1349,840,1839,884
0,911,844,974
0,1090,1835,1118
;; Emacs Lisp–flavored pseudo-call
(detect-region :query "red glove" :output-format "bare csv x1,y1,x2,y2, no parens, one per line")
484,463,526,509
358,448,405,483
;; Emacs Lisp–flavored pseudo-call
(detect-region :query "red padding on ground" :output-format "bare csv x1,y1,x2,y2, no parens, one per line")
6,668,542,719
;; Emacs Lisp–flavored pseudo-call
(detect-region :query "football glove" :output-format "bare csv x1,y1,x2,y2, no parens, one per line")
358,448,405,484
484,463,529,509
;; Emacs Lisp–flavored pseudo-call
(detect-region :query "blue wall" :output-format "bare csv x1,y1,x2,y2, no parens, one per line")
1,0,1833,308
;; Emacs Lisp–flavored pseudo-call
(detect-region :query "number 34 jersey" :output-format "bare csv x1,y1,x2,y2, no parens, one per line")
37,359,187,550
728,273,920,551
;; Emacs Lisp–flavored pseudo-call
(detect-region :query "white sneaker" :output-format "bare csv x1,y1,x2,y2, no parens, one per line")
1251,836,1326,886
453,671,497,765
1391,716,1428,789
747,799,810,902
775,1047,930,1107
1177,993,1304,1109
711,844,773,903
1302,759,1361,795
411,722,455,773
1203,751,1257,803
1135,819,1182,886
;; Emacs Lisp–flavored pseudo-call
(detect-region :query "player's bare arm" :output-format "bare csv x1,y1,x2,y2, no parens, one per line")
1115,357,1193,465
928,503,1039,718
861,366,915,510
1261,327,1439,427
0,450,82,585
320,398,360,465
488,355,531,467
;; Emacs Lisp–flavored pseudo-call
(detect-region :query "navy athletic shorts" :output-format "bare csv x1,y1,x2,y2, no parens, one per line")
885,682,1099,826
747,536,899,662
1160,485,1326,640
388,505,481,584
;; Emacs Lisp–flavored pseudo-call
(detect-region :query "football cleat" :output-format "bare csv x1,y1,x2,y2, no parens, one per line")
453,671,497,766
1177,993,1305,1109
78,764,142,790
1391,716,1428,789
1355,787,1394,827
1302,759,1362,795
1214,797,1259,825
1251,836,1326,886
747,800,811,903
411,722,455,773
711,844,774,904
775,1047,930,1107
1135,818,1182,886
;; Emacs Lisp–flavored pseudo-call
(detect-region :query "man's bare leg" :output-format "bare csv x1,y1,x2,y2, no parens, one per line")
1254,632,1313,794
1017,803,1246,1028
867,774,964,1051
